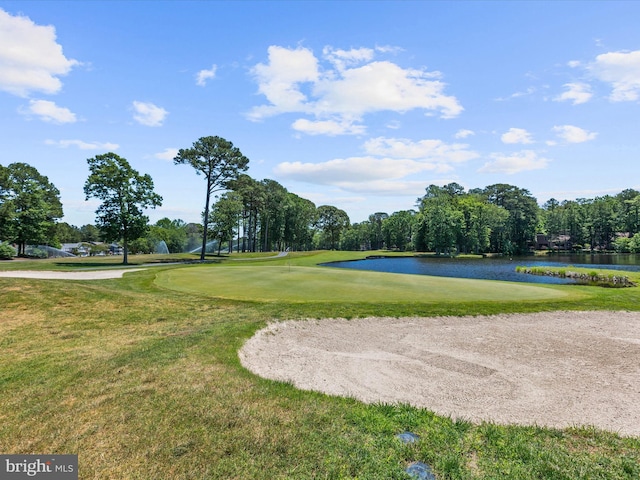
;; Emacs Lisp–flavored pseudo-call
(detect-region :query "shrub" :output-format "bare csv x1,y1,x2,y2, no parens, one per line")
0,242,16,260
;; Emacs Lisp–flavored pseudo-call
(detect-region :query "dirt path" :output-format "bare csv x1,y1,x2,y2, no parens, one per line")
240,311,640,437
0,269,144,280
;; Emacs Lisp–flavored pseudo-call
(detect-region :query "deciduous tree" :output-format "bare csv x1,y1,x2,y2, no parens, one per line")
84,153,162,264
315,205,349,250
0,163,63,254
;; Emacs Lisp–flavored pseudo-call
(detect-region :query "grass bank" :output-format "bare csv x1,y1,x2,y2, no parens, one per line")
1,251,639,478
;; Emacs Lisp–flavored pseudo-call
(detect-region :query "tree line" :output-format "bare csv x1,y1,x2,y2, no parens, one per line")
3,135,640,263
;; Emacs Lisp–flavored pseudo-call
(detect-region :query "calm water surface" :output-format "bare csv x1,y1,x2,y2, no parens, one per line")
323,254,640,284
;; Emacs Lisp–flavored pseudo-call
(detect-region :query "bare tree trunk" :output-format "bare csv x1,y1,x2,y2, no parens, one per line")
200,174,212,261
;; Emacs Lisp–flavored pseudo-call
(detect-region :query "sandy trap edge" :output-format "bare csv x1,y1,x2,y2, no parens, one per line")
240,312,640,437
0,269,145,280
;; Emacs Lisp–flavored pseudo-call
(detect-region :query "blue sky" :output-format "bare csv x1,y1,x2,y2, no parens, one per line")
1,1,639,227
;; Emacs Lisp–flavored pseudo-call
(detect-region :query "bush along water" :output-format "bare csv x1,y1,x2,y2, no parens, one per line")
516,266,637,288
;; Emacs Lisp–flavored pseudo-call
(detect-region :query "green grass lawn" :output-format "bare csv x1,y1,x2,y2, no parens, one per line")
155,265,571,304
1,251,639,479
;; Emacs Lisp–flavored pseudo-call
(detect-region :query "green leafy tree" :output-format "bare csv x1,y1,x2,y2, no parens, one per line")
315,205,349,250
84,153,162,264
368,212,388,250
150,218,188,253
382,210,415,251
259,179,288,252
54,222,83,244
0,165,11,240
226,174,263,252
80,224,101,242
481,184,539,254
208,192,243,254
415,184,464,254
340,221,371,251
174,136,249,260
282,193,316,251
616,189,640,236
0,163,63,254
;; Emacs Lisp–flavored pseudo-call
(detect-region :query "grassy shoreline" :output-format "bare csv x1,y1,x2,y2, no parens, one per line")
1,251,639,478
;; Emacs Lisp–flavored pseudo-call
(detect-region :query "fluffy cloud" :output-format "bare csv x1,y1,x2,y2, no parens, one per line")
0,8,78,96
554,82,593,105
45,139,119,150
249,45,462,135
363,137,478,164
195,65,217,86
154,147,179,161
292,118,366,136
587,50,640,101
454,129,475,139
322,46,375,71
501,128,533,144
328,179,432,196
132,101,168,126
22,99,76,123
479,150,550,175
552,125,597,143
274,136,477,193
249,45,319,118
275,156,435,185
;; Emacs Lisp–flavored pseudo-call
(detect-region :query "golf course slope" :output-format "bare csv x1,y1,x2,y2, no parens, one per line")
240,311,640,437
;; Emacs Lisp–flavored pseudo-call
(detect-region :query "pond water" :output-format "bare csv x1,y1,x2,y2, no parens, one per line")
322,254,640,284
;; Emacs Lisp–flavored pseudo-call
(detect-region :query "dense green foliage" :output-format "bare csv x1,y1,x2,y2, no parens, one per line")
0,241,16,259
0,162,63,254
84,153,162,264
4,140,640,257
174,136,249,260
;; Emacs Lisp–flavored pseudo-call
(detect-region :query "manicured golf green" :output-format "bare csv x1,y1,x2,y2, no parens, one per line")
155,264,572,303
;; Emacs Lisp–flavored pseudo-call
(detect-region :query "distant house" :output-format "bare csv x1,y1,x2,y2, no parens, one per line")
61,243,88,256
535,234,549,250
109,243,123,255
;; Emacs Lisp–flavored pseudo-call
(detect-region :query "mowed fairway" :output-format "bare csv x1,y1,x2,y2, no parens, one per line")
155,265,571,303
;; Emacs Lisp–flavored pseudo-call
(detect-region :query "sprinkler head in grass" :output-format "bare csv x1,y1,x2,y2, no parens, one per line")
405,461,435,480
396,431,420,444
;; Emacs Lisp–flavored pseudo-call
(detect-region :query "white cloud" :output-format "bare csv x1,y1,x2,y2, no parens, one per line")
478,150,550,175
495,87,536,101
274,136,478,194
552,125,597,143
45,139,119,150
330,179,431,196
195,64,217,86
132,101,168,126
248,45,462,133
154,147,179,161
313,60,461,118
249,45,319,118
275,156,438,185
22,99,76,123
322,46,375,70
501,128,533,144
554,82,593,105
588,50,640,101
363,137,478,163
0,9,79,97
291,118,366,136
454,129,474,139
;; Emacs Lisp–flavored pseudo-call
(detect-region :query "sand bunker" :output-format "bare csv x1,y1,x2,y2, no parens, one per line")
240,311,640,437
0,269,144,280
